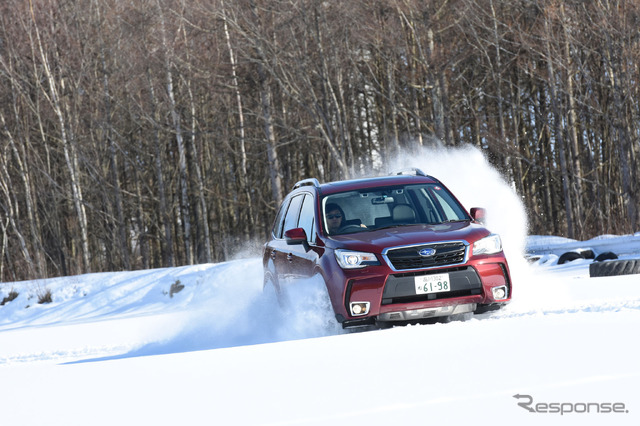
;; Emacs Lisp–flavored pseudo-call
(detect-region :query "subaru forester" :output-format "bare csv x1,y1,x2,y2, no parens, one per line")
263,168,512,328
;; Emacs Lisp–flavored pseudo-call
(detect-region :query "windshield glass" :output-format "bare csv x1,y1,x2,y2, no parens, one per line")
321,183,469,235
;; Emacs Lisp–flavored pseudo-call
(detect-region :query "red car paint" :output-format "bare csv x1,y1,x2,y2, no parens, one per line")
263,170,512,327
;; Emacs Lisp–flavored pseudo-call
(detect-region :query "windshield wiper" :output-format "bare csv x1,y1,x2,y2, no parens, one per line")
375,223,420,230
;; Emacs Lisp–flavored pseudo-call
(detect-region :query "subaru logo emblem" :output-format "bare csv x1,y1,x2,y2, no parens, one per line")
418,248,436,257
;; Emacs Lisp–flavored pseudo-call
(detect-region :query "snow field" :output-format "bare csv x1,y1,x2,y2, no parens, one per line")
1,145,639,425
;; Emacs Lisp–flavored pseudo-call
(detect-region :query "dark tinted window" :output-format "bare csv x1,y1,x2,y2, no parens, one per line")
282,194,304,234
298,194,316,242
272,199,289,238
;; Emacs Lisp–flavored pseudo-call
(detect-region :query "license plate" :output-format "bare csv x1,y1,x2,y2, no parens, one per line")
415,273,451,294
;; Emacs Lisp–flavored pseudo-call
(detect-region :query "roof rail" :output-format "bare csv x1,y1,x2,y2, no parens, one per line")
390,168,427,177
293,178,321,190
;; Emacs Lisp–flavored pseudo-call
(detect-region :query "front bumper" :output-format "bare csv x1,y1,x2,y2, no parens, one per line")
377,302,476,322
338,260,511,327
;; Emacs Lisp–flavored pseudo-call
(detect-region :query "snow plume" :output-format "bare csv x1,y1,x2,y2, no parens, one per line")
76,260,343,361
374,144,529,259
367,144,531,302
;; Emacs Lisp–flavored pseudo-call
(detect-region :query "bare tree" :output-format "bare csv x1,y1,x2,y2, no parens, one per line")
156,0,193,264
2,0,640,282
29,0,91,272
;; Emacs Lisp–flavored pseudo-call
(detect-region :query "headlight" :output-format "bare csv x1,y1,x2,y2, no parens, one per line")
335,249,380,269
473,234,502,255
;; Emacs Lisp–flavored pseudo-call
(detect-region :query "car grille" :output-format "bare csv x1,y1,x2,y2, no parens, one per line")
381,266,482,305
385,241,466,270
381,288,482,305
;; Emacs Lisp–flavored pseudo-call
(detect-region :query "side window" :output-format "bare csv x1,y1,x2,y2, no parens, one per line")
272,199,289,239
431,187,467,220
298,194,316,242
282,194,304,234
412,187,442,223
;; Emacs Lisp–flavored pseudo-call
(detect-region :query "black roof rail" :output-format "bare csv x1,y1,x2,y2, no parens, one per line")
293,178,321,190
390,168,427,177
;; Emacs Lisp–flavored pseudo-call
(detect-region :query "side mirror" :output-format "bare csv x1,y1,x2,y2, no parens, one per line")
470,207,486,224
284,228,308,245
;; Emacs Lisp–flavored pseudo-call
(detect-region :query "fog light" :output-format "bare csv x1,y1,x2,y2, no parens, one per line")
350,302,370,316
492,286,507,300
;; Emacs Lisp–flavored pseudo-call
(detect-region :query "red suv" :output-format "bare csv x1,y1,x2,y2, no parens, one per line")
263,169,512,328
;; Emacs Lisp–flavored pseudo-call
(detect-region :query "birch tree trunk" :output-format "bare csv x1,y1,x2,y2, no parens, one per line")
561,4,584,236
1,105,44,276
545,13,575,238
314,7,353,177
29,0,91,272
428,29,446,144
0,36,47,276
157,0,193,264
222,1,254,240
250,0,283,206
259,64,284,207
0,217,8,280
148,69,175,267
95,0,130,269
179,17,212,263
603,36,636,230
0,144,35,276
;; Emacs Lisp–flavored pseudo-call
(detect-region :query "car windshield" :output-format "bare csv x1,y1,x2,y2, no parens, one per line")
322,183,469,235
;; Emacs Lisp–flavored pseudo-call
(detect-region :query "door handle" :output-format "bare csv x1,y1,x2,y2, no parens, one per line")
287,253,293,262
270,250,277,260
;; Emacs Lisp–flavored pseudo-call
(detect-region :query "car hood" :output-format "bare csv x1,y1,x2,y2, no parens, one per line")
324,221,491,253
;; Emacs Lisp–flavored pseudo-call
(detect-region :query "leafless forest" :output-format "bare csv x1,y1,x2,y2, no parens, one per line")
1,0,638,281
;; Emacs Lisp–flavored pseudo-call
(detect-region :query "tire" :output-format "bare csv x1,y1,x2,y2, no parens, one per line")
594,251,618,262
558,251,584,264
579,249,595,260
589,259,640,277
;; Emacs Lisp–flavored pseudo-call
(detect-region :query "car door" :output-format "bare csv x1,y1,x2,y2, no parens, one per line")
270,194,305,285
286,193,318,280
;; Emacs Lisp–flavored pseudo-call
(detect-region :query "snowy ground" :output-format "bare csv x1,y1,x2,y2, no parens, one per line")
1,148,639,425
1,235,639,426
